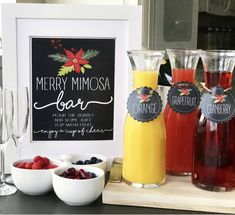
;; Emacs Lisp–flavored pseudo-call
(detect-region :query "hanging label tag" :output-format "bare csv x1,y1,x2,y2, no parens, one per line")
201,86,235,123
167,81,201,114
127,87,162,122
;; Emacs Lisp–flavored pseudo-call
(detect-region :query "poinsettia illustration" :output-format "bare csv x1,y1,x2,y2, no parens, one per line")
63,48,89,73
178,88,192,96
48,45,99,76
212,94,227,103
137,89,154,103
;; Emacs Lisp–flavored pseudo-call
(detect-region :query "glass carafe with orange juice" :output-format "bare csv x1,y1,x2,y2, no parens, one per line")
164,49,201,175
122,50,166,188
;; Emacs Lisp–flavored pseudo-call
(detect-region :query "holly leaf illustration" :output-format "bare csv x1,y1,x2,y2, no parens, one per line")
82,49,100,60
84,64,92,69
48,53,68,63
58,66,74,76
80,67,85,74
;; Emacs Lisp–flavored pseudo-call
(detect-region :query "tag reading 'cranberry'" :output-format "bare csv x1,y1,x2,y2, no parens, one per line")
201,86,235,123
127,87,162,122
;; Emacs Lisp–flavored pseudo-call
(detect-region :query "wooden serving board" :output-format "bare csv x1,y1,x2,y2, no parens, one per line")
102,175,235,214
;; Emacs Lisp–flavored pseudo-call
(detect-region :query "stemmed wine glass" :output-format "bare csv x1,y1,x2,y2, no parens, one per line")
0,89,17,196
12,87,29,158
6,87,29,185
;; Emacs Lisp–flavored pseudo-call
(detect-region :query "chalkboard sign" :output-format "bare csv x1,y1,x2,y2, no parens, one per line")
32,38,115,141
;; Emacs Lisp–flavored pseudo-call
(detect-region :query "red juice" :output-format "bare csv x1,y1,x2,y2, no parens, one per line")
164,68,198,175
204,70,233,89
192,71,235,190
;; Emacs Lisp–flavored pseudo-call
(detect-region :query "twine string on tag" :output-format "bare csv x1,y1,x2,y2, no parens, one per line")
203,86,232,94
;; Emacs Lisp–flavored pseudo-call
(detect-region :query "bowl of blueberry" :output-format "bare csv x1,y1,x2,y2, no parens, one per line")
60,153,107,173
52,166,105,206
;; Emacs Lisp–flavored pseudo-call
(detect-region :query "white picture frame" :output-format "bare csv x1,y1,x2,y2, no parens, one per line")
1,3,142,168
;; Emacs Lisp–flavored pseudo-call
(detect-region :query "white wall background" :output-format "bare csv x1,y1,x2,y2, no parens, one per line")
45,0,138,5
1,3,141,172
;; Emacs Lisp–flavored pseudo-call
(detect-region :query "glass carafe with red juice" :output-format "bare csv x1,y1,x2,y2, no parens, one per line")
193,50,235,191
164,49,201,175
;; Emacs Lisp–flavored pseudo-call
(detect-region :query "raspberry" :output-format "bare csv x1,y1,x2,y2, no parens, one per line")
16,162,27,169
36,160,44,167
16,163,22,168
32,162,42,170
46,164,57,169
15,156,53,170
25,162,33,169
33,156,43,163
43,157,50,166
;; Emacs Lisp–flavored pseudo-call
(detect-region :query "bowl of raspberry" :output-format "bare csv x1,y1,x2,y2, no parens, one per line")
52,166,104,206
11,156,58,195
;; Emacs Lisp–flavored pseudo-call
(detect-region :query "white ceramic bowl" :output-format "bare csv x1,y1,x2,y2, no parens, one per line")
52,166,105,206
11,159,59,195
60,153,107,172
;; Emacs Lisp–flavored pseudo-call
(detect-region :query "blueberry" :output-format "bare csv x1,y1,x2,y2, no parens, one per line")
91,173,97,178
76,160,84,165
96,159,103,163
90,157,98,164
84,172,92,179
84,160,90,165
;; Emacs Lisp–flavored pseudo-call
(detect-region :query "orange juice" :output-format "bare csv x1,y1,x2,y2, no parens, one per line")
123,70,166,185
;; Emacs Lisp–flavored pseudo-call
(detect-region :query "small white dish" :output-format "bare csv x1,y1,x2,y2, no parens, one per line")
11,158,59,195
52,166,105,206
60,153,107,172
